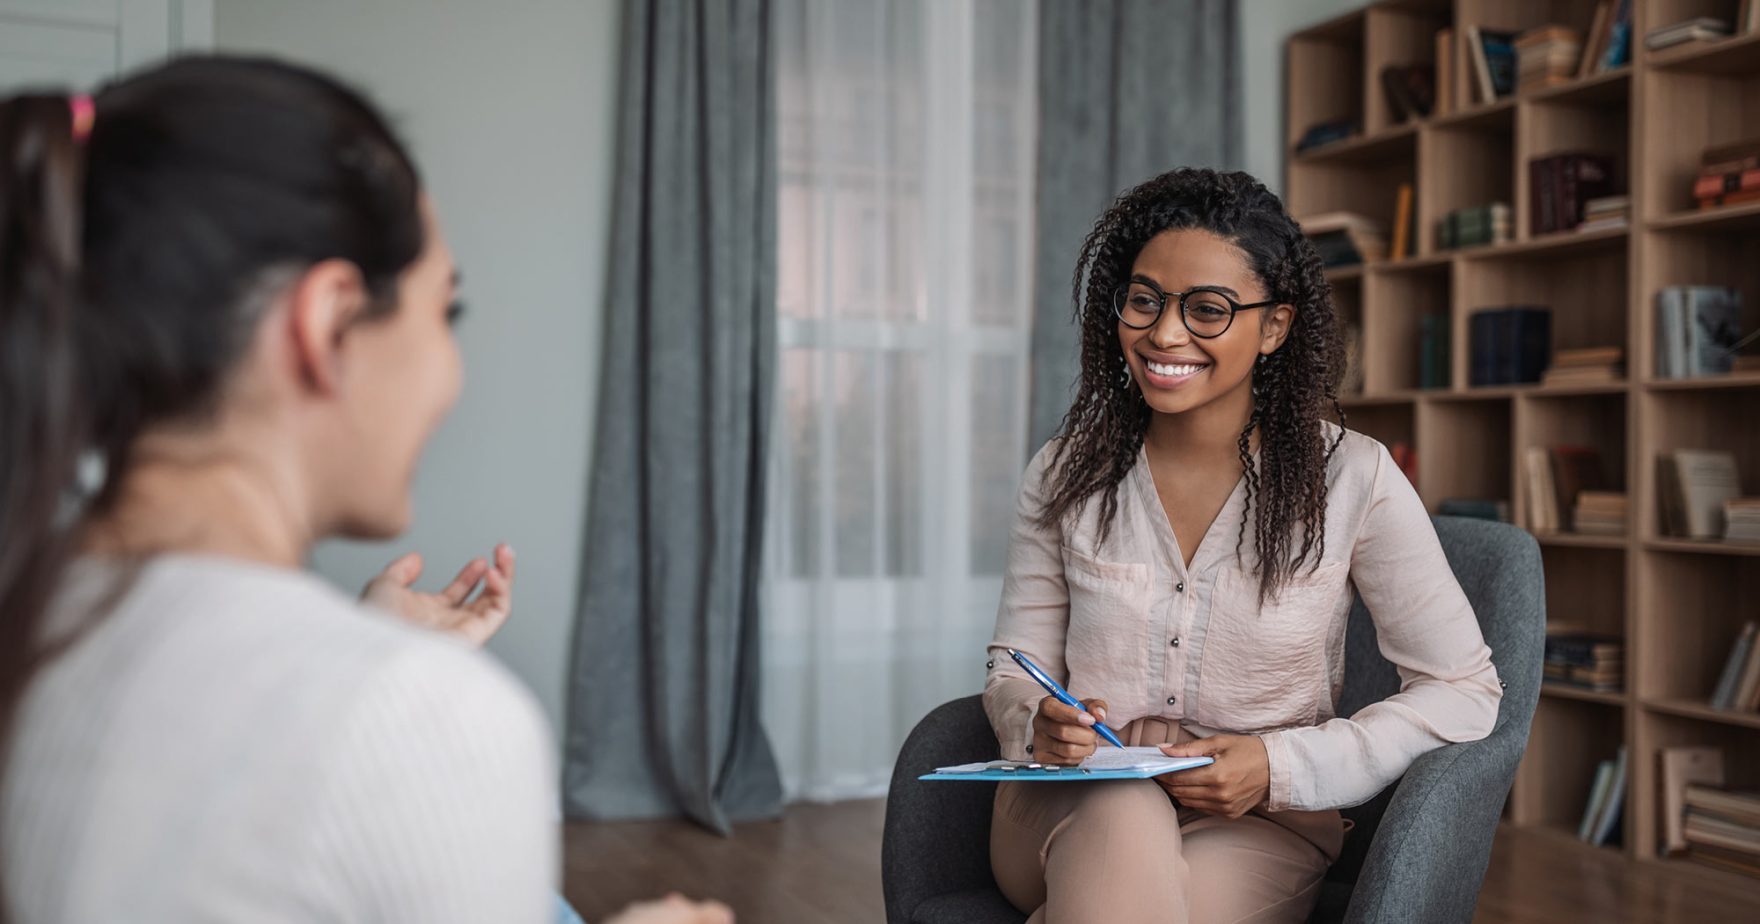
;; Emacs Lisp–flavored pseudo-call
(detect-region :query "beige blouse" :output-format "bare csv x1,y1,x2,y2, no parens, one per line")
983,425,1502,813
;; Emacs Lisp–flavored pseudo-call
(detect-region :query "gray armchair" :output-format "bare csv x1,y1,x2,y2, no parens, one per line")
882,517,1545,924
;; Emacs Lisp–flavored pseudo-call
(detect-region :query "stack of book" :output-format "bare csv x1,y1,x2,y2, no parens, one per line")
1437,498,1510,522
1693,137,1760,208
1438,202,1511,250
1300,212,1387,267
1530,153,1617,235
1469,306,1551,386
1645,17,1731,51
1725,498,1760,542
1710,621,1760,712
1418,314,1450,389
1295,118,1358,153
1578,194,1630,232
1546,632,1624,694
1574,491,1628,536
1515,26,1582,92
1654,286,1743,379
1524,445,1607,533
1657,449,1742,540
1465,25,1518,103
1542,345,1623,386
1579,747,1628,847
1683,786,1760,878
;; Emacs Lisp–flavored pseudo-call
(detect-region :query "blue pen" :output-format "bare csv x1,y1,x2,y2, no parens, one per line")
1005,648,1124,749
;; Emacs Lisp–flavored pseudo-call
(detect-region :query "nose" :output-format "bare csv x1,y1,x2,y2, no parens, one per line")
1148,304,1191,349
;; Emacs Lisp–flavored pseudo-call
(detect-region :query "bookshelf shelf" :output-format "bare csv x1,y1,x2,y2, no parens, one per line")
1534,531,1627,550
1325,264,1366,282
1648,201,1760,233
1289,0,1760,883
1644,698,1760,730
1526,67,1632,106
1648,30,1760,76
1458,226,1628,261
1642,537,1760,557
1645,372,1760,391
1543,682,1627,705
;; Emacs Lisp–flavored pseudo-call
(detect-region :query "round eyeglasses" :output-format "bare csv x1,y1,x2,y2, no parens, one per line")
1112,281,1277,338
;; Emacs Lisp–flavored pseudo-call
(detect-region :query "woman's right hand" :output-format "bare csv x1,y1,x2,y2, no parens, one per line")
1030,696,1108,765
604,894,734,924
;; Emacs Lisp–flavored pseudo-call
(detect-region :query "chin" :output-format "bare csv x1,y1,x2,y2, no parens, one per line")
336,502,413,542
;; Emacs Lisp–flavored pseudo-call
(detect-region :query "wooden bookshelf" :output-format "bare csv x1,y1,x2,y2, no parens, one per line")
1289,0,1760,894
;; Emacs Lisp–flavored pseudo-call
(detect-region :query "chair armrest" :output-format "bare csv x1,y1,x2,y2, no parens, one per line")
1341,731,1525,924
883,696,1006,924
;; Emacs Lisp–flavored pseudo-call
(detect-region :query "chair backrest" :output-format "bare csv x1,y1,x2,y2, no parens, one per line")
1323,516,1544,887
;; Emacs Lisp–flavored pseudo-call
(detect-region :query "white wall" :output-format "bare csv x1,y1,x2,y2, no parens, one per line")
1237,0,1372,195
215,0,622,737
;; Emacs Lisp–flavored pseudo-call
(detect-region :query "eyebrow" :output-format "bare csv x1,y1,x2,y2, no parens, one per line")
1129,274,1242,300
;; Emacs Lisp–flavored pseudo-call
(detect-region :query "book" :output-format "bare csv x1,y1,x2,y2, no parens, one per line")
1734,629,1760,711
1683,810,1760,852
1602,0,1633,70
1658,454,1686,537
1661,747,1725,854
1419,314,1450,389
1579,758,1616,841
1687,843,1760,877
1469,306,1551,386
1572,490,1627,535
1725,497,1760,542
1296,119,1359,153
1543,345,1624,385
1646,18,1732,50
1300,212,1388,267
1663,449,1742,539
1711,622,1757,709
1525,447,1560,532
1468,25,1519,102
1390,183,1414,260
1592,747,1629,847
1655,286,1744,378
1551,446,1606,530
1580,0,1614,78
1380,65,1435,123
1685,786,1760,827
1516,25,1583,91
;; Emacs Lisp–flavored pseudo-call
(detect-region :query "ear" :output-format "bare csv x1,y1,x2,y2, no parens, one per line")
287,259,370,396
1259,303,1296,356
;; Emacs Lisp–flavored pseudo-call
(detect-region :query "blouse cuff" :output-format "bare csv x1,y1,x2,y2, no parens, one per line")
1258,730,1296,812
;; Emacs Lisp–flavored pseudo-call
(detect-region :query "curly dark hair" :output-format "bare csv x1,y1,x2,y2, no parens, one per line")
1037,167,1346,602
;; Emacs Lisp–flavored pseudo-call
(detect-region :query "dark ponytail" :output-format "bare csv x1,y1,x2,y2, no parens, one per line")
0,57,425,919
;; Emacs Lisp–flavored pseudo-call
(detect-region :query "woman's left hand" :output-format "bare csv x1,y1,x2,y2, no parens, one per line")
1151,734,1271,819
363,544,516,648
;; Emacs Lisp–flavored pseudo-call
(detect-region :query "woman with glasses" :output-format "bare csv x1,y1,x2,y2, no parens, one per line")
982,168,1501,923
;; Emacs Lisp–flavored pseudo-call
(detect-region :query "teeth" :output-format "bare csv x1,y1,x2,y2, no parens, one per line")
1146,361,1204,377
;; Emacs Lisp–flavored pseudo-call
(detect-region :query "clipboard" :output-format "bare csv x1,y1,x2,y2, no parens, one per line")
920,749,1213,782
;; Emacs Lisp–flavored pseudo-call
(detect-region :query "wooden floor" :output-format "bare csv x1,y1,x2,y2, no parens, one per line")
563,800,1760,923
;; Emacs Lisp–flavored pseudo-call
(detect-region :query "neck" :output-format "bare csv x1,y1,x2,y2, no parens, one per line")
1143,379,1257,464
81,425,314,569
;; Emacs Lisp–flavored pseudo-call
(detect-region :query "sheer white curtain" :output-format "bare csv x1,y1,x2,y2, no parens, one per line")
765,0,1039,801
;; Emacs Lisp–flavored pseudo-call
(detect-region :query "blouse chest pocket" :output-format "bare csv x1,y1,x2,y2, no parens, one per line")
1060,546,1153,691
1195,561,1349,733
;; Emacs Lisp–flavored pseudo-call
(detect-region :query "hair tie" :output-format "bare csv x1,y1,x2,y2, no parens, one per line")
69,94,95,144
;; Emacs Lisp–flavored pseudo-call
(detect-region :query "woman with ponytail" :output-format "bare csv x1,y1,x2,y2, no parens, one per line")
0,58,725,924
982,168,1503,923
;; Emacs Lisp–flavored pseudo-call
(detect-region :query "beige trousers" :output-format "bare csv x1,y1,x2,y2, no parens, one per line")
990,719,1346,924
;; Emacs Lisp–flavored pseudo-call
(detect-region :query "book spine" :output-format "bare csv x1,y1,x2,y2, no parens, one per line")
1519,308,1552,383
1470,310,1498,386
1712,625,1756,710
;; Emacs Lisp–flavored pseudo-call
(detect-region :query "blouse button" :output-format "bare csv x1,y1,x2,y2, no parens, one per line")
1167,696,1177,705
986,660,995,669
1025,743,1034,753
1170,637,1181,648
1175,581,1185,593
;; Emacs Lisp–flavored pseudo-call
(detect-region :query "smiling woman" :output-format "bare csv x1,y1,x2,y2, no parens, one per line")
981,168,1503,924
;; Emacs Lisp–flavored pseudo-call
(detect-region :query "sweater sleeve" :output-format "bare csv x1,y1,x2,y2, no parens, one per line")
984,443,1071,762
1258,442,1503,812
304,640,558,923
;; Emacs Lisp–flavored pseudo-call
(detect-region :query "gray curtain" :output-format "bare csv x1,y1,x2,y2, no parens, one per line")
563,0,782,833
1028,0,1241,450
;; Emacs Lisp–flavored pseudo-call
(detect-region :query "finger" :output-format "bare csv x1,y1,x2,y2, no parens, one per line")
441,558,489,605
1038,698,1094,726
476,563,513,614
1082,698,1110,724
1042,722,1098,746
379,552,424,587
699,902,735,924
494,543,517,585
1160,739,1222,759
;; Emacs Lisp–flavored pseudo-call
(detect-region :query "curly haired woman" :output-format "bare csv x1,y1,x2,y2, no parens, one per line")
983,168,1503,924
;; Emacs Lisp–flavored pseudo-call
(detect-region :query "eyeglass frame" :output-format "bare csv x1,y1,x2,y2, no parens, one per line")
1111,278,1279,338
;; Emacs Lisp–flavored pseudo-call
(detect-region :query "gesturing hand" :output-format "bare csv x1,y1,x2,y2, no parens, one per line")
1152,734,1271,819
363,544,516,647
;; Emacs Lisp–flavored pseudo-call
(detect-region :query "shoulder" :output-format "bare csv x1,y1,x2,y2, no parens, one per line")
1322,422,1393,493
